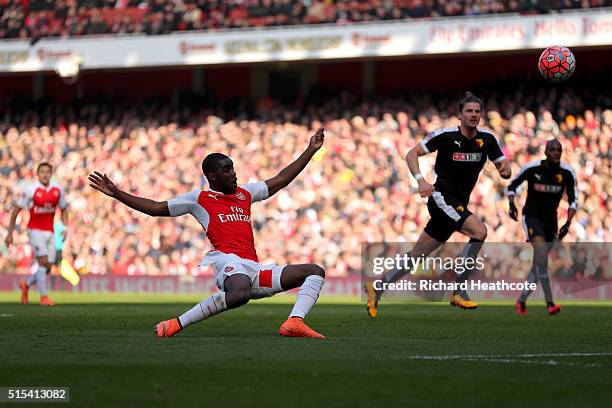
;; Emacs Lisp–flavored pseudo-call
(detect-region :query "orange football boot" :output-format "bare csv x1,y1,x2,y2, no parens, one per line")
278,317,325,339
40,295,55,306
20,281,29,305
450,294,478,309
547,304,561,315
155,318,182,337
364,281,378,318
516,302,528,315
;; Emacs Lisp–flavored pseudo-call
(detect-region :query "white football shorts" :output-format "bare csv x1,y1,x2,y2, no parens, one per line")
28,229,56,262
201,251,285,297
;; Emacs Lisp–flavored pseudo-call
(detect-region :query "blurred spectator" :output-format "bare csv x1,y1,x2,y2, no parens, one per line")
1,84,611,279
1,0,610,39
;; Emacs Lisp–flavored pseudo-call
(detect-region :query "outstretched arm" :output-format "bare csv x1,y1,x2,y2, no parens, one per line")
88,171,170,217
265,127,325,197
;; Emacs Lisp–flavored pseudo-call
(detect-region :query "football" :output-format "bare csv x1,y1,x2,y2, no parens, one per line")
538,46,576,82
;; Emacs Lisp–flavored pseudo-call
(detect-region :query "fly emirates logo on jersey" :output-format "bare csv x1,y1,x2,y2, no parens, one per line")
218,206,251,224
33,204,57,214
32,188,60,214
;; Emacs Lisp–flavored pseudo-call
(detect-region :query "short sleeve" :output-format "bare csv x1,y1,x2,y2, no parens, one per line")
421,130,448,153
167,190,201,217
486,133,506,163
241,182,269,203
16,184,32,209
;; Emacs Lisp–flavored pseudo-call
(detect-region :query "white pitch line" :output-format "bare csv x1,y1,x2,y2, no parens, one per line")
398,352,611,367
405,352,612,360
514,352,612,358
406,356,602,367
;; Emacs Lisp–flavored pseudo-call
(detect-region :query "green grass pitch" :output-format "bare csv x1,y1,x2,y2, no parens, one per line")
1,292,612,407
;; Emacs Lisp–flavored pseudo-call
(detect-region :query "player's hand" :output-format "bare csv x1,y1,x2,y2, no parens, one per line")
498,160,512,179
4,234,13,248
417,179,434,198
558,222,570,241
88,171,119,198
308,127,325,151
508,202,518,221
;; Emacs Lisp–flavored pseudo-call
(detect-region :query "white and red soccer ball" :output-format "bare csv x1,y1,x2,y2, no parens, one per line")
538,46,576,82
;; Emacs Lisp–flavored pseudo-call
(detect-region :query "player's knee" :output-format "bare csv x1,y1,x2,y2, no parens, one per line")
39,260,52,270
307,264,325,279
226,289,250,309
533,249,548,265
475,225,488,241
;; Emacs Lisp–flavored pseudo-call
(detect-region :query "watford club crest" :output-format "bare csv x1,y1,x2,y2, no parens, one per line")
528,228,534,236
556,174,563,183
475,138,484,149
456,205,464,213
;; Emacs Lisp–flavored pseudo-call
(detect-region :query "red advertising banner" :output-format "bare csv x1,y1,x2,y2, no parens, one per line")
0,274,364,296
0,274,610,299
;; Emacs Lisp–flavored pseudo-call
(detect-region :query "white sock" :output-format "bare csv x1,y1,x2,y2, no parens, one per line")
26,269,38,287
289,275,324,319
178,292,227,328
35,265,48,295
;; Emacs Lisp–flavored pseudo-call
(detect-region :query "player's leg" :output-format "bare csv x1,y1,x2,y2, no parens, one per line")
517,216,559,314
24,231,55,306
544,217,561,314
366,231,442,307
156,271,250,338
278,264,326,338
23,230,40,303
22,263,36,305
23,256,54,306
517,236,551,313
537,217,560,314
39,232,56,306
365,197,452,318
516,263,537,315
451,214,487,309
530,236,557,310
517,215,536,314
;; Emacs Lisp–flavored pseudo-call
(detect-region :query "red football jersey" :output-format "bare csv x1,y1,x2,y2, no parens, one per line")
17,181,67,232
168,182,269,262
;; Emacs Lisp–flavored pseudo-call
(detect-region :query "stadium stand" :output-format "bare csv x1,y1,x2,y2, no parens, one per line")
1,82,610,278
1,0,609,39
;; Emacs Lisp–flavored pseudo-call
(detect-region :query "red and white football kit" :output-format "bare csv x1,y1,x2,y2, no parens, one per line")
17,181,67,262
168,182,284,295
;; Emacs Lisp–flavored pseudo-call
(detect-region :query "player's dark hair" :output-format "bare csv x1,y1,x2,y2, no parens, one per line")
545,139,562,150
201,153,229,176
458,92,484,113
37,162,52,173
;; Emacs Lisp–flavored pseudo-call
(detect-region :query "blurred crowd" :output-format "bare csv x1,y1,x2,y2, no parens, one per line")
1,85,611,279
1,0,609,39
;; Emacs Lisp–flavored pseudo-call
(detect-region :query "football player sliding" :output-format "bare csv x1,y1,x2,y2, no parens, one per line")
89,128,327,338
